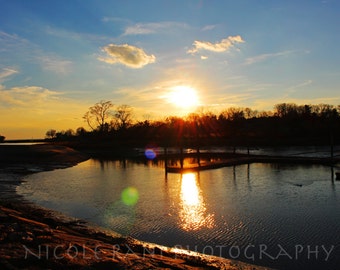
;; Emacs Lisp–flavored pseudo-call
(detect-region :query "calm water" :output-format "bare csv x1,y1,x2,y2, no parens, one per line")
17,158,340,269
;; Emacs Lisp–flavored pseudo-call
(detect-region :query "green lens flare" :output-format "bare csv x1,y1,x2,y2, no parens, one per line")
121,187,139,206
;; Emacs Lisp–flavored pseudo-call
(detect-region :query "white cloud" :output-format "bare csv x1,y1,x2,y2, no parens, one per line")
98,43,156,68
0,86,62,107
187,35,245,54
38,55,72,75
0,85,88,139
281,80,314,99
244,50,294,65
287,80,313,90
0,31,30,53
102,16,130,24
0,68,18,83
44,25,111,44
1,30,73,76
123,22,189,35
201,25,217,31
124,23,161,35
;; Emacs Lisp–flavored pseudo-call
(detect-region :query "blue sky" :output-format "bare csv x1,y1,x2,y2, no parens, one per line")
1,0,339,139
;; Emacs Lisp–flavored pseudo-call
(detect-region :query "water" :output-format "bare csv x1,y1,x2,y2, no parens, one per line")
17,158,340,269
137,145,340,158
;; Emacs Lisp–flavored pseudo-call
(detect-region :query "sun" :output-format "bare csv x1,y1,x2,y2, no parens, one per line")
167,86,200,108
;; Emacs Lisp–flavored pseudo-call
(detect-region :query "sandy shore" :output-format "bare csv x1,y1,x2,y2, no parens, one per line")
0,144,272,269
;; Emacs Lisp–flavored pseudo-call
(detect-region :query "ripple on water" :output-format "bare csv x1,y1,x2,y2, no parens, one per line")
16,159,340,270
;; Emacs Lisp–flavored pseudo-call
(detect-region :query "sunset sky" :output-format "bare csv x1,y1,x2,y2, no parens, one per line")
1,0,340,139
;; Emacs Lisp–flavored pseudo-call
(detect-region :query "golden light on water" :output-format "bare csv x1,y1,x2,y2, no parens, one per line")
179,173,214,231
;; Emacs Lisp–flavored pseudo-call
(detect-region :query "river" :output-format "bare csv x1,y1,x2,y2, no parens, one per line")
16,148,340,269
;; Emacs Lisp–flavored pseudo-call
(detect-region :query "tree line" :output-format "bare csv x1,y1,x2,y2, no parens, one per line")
46,101,340,147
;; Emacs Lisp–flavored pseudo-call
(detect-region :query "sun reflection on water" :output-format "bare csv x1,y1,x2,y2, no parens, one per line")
179,173,214,231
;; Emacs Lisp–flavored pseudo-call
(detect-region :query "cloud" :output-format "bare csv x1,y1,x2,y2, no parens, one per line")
0,85,88,139
102,16,125,22
220,94,254,104
187,35,245,54
0,31,30,53
98,44,156,68
201,25,217,31
124,23,162,35
0,68,18,83
244,50,294,65
38,55,72,75
287,80,313,90
1,30,73,76
44,25,111,44
0,86,62,107
253,96,340,112
123,22,189,35
281,80,313,99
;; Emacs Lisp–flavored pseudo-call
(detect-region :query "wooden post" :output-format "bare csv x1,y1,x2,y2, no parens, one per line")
330,130,334,160
195,121,200,167
247,163,250,181
197,146,200,167
164,147,168,175
180,146,184,169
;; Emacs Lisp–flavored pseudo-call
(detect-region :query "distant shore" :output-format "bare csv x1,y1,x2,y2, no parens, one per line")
0,144,89,172
0,144,272,270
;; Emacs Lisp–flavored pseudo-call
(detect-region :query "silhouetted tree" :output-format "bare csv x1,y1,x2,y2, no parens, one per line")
274,103,298,118
244,107,257,119
318,104,336,119
220,107,245,121
83,100,113,132
49,101,339,147
64,129,75,137
0,135,5,143
45,129,56,139
113,104,133,130
76,127,87,136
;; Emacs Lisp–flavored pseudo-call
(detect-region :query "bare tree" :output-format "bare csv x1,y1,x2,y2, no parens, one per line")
83,100,113,132
220,107,245,121
76,127,86,136
274,103,298,118
45,129,57,139
113,104,133,130
64,129,75,137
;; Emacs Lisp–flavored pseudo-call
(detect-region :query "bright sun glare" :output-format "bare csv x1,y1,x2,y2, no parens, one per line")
168,86,199,108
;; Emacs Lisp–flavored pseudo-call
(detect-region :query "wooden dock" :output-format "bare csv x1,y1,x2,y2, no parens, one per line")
166,157,252,173
165,155,340,174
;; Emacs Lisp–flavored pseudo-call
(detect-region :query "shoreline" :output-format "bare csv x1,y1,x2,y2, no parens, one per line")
0,144,272,269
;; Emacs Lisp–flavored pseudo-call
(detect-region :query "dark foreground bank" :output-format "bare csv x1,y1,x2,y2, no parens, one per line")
0,144,272,270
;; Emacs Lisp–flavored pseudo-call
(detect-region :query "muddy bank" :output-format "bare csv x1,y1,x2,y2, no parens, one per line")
0,144,89,173
0,202,272,270
0,144,272,269
0,144,89,201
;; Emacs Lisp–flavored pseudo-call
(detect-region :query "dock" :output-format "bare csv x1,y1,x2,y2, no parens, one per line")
165,154,340,174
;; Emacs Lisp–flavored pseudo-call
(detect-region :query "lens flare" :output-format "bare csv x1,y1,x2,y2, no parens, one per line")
121,187,139,206
145,148,157,160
